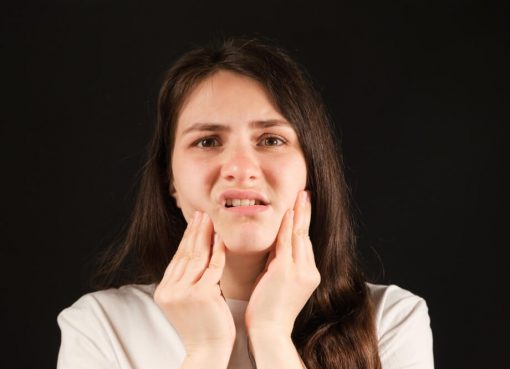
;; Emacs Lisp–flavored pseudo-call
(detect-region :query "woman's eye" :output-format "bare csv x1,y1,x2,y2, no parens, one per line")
261,136,285,146
195,137,220,148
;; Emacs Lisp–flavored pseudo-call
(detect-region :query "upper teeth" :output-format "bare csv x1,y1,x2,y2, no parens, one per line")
226,199,263,207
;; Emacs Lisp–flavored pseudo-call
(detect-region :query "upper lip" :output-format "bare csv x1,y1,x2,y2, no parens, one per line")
219,189,270,206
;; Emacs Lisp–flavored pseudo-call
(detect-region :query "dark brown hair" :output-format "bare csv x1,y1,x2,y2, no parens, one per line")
94,37,381,369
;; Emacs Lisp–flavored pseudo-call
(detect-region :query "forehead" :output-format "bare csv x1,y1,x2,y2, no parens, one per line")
176,70,289,134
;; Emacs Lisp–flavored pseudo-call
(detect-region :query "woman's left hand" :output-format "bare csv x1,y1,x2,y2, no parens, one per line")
245,190,321,338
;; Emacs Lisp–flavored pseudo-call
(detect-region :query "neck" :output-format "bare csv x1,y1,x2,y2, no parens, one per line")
220,250,269,301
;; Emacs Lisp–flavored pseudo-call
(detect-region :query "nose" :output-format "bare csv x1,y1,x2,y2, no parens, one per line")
220,144,261,184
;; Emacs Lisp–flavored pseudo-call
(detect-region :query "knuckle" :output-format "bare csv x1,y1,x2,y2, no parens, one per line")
296,268,321,287
154,283,195,304
172,288,190,303
293,228,309,238
207,260,222,270
307,270,321,288
171,252,184,262
179,252,193,261
154,289,174,306
190,252,204,262
276,263,292,279
153,289,162,303
188,288,209,304
278,235,290,247
312,270,322,285
170,250,181,260
188,253,207,266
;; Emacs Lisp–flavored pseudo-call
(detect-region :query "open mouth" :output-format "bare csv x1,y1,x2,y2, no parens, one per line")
224,199,268,208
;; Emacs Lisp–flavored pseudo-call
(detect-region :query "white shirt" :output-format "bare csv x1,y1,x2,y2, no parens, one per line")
57,283,433,369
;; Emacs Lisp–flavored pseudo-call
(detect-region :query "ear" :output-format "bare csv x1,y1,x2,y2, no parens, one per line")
169,182,180,208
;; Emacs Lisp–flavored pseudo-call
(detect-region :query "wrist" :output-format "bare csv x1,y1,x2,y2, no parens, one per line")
247,323,291,342
247,332,304,369
186,341,234,356
248,329,292,347
184,344,233,369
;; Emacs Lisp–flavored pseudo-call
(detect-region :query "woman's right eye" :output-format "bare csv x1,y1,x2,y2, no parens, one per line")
195,137,221,148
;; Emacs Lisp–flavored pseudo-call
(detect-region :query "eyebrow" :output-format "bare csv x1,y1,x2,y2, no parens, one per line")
181,119,292,136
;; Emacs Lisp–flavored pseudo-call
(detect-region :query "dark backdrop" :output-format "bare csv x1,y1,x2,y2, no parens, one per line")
2,1,507,368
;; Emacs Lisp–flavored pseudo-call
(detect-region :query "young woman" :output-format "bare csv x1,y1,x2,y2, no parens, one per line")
57,38,434,369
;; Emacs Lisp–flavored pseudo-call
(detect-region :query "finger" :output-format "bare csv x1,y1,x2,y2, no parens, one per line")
254,248,275,286
292,191,312,262
180,213,214,284
292,191,311,233
304,238,317,265
264,248,276,271
167,211,202,283
165,256,188,284
193,212,214,257
301,193,317,265
275,209,294,260
303,191,315,265
182,211,201,257
197,233,226,287
161,212,198,283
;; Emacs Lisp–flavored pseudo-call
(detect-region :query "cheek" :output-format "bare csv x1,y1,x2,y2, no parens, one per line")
172,159,217,218
267,155,307,205
267,150,306,175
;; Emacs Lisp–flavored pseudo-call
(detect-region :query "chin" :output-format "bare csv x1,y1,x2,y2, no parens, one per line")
222,233,275,255
214,218,278,254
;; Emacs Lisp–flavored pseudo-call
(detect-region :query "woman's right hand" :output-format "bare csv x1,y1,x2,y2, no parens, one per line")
154,211,235,359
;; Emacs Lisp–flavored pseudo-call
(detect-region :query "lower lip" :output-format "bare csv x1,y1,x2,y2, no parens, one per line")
223,205,270,215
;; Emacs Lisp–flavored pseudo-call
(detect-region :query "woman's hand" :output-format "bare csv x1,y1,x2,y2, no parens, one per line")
154,211,236,358
245,190,321,338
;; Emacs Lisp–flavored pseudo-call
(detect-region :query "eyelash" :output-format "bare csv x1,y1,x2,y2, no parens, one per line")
192,134,287,149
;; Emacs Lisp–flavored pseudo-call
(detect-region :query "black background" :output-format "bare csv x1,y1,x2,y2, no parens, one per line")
2,1,507,368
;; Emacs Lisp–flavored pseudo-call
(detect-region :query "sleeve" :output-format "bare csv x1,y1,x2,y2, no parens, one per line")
377,286,434,369
56,295,117,369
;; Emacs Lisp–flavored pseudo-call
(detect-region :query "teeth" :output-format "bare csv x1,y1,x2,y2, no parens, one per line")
226,199,262,207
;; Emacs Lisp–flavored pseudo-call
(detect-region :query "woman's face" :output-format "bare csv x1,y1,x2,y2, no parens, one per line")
170,70,307,254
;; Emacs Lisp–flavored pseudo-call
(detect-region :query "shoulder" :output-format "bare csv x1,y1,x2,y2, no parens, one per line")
66,283,156,309
66,283,156,307
58,284,160,328
58,284,156,323
366,283,434,369
366,283,430,333
57,284,184,368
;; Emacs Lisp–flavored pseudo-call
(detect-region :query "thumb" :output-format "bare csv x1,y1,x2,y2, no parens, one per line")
253,248,276,287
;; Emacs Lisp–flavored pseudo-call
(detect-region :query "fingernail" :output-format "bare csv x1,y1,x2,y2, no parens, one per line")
214,232,219,244
193,211,201,223
288,209,295,219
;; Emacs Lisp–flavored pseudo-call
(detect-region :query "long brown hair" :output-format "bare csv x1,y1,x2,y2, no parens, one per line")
93,37,381,369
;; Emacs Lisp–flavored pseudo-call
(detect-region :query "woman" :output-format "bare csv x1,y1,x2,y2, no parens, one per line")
57,38,434,369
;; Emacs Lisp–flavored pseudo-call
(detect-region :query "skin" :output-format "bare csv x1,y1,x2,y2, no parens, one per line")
154,71,321,368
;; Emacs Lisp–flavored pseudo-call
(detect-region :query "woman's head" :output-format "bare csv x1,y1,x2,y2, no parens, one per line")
156,38,348,257
170,70,307,254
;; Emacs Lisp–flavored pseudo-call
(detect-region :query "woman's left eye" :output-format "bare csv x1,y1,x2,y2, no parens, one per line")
260,136,286,146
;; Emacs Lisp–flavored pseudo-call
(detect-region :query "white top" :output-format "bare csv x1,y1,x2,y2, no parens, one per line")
57,283,434,369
